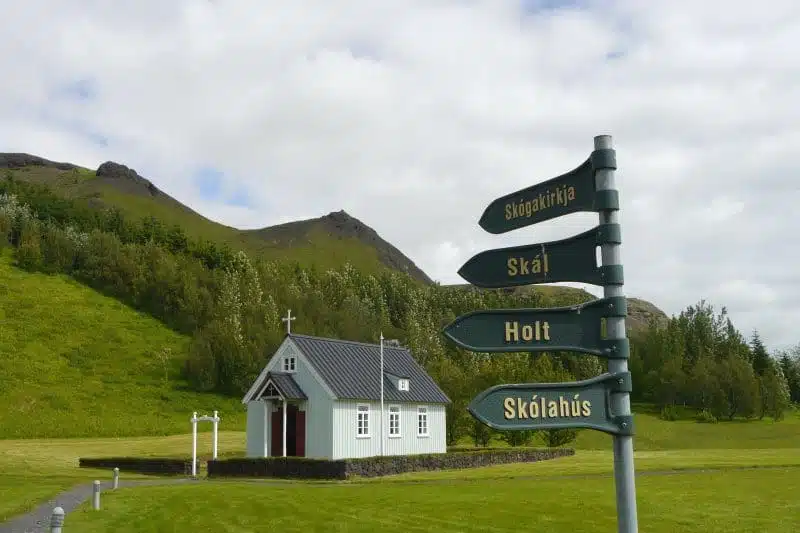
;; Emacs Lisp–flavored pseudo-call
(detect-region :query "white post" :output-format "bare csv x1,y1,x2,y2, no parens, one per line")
212,410,219,460
112,467,119,489
191,411,198,477
282,400,287,457
379,332,385,457
50,506,65,533
189,410,221,474
92,480,100,510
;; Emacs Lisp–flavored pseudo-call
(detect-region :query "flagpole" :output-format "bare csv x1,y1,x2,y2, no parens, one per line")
380,332,385,457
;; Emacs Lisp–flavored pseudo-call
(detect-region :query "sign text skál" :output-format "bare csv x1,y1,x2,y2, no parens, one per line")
458,225,618,288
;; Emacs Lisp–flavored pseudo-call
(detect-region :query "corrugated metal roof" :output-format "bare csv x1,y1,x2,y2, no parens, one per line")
289,334,451,404
260,372,307,400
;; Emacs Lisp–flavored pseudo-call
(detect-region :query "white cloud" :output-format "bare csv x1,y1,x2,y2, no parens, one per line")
1,0,798,349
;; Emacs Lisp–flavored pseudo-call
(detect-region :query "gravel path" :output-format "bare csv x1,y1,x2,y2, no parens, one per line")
0,478,197,533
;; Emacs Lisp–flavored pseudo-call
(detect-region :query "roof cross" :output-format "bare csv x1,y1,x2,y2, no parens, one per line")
281,309,296,335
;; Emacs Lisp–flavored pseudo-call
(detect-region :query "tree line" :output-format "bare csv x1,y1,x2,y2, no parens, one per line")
631,302,795,422
1,175,797,447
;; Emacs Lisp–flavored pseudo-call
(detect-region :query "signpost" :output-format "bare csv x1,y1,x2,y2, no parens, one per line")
477,155,617,234
457,224,623,288
442,135,639,533
442,296,628,356
468,372,633,435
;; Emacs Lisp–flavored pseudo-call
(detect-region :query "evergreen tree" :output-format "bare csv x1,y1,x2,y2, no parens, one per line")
758,361,791,420
715,356,759,420
778,347,800,403
750,329,771,376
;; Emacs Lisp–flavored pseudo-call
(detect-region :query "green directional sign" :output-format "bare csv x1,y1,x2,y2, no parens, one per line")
441,297,628,357
468,372,633,435
478,149,618,234
457,224,623,289
479,158,594,234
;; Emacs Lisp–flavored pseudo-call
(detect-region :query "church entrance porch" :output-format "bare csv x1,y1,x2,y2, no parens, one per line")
270,401,306,457
252,370,309,458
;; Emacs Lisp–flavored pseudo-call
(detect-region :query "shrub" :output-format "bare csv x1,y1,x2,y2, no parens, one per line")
208,457,346,480
78,457,194,475
0,212,11,248
660,404,679,421
499,429,535,447
208,448,575,480
539,428,578,447
696,408,718,424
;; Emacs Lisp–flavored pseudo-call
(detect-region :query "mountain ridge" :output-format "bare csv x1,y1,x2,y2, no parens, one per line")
0,152,431,282
0,151,668,332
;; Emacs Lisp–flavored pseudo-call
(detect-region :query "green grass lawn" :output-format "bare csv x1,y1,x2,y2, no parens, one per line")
1,403,797,523
573,403,800,450
0,431,240,522
58,467,800,532
2,426,799,525
466,403,800,451
0,249,246,439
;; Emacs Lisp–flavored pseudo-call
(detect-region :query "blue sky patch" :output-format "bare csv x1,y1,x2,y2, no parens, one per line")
52,78,97,102
520,0,589,14
194,166,224,200
193,166,255,208
227,186,253,208
34,108,109,147
348,41,381,61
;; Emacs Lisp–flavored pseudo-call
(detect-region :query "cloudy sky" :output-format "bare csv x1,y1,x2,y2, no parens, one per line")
1,0,798,350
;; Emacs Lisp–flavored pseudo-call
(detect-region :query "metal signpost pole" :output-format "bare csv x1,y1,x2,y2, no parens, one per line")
594,134,638,533
443,133,639,532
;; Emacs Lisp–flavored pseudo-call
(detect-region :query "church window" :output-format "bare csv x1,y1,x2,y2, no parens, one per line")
357,404,370,437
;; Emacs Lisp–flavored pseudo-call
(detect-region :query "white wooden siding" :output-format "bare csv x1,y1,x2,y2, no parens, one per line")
245,400,267,458
332,401,447,459
263,339,334,459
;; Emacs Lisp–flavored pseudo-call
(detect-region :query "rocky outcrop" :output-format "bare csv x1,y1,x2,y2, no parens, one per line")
95,161,160,196
247,210,435,284
626,297,669,334
0,153,77,171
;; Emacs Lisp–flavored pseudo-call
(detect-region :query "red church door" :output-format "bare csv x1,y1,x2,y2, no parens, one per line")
270,405,306,457
296,410,306,457
270,410,282,457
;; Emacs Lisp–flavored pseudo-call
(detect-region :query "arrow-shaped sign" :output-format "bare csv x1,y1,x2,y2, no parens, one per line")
477,148,618,234
478,157,596,234
441,297,628,356
457,224,622,289
467,372,633,435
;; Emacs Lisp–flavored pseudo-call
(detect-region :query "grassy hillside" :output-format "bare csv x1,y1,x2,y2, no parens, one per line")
2,156,427,282
0,153,668,322
0,249,246,439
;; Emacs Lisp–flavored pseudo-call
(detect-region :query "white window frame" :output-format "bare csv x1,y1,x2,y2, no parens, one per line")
398,379,409,391
388,405,401,438
356,404,370,438
417,406,429,437
282,355,296,373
